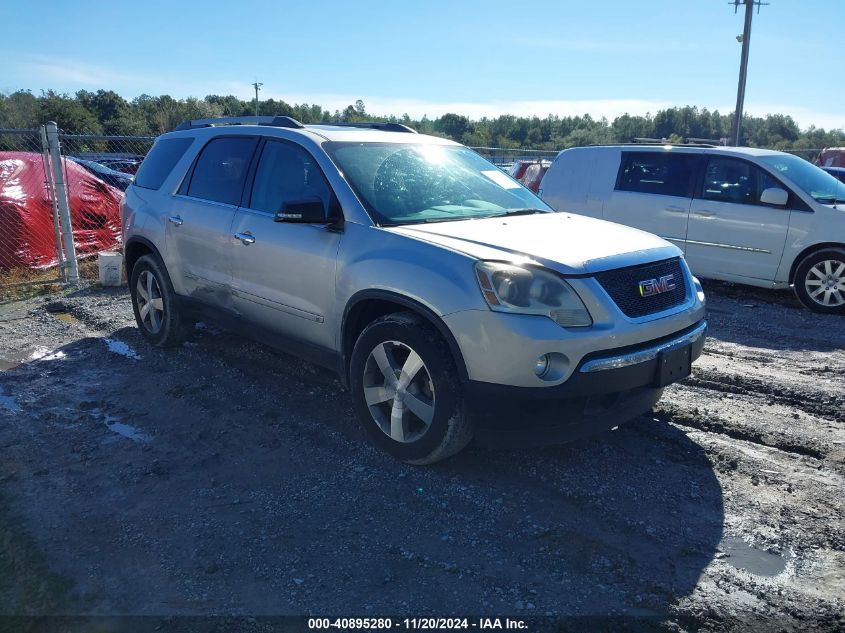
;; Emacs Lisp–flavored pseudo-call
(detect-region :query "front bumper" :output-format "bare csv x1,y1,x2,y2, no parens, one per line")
464,320,707,446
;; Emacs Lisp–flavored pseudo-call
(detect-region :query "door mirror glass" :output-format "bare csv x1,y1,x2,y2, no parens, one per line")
760,187,788,207
274,197,328,223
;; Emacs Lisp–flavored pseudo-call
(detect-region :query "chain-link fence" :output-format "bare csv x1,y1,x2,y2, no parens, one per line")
0,127,66,289
56,133,154,284
0,126,156,293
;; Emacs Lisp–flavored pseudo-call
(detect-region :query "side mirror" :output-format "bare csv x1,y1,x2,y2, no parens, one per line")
274,197,328,223
760,187,788,207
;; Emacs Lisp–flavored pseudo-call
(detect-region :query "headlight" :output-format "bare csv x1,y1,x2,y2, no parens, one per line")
474,261,592,327
692,275,706,304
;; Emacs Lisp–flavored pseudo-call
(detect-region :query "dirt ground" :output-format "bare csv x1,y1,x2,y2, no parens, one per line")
0,279,842,631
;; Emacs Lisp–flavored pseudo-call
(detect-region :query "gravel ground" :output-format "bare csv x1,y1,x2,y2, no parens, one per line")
0,280,842,631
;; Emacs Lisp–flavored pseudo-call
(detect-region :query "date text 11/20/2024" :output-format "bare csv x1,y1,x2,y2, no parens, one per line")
307,618,528,630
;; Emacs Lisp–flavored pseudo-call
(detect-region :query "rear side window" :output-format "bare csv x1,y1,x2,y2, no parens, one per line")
186,137,258,205
616,152,697,197
134,137,193,190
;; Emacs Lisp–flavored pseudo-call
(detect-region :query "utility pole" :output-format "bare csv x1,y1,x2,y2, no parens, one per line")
252,81,263,117
730,0,768,146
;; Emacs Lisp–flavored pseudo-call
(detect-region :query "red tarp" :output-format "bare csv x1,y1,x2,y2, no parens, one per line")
0,151,122,269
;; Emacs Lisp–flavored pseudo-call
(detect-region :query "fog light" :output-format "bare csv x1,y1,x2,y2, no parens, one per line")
534,354,551,378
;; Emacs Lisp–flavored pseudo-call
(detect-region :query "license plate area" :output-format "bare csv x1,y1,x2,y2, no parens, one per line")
655,345,692,387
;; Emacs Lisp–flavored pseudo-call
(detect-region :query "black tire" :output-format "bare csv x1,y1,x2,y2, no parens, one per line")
793,248,845,315
129,254,190,346
349,312,473,464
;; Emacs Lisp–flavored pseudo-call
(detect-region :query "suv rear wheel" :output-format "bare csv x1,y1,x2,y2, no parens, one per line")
349,312,473,464
793,248,845,315
129,254,190,346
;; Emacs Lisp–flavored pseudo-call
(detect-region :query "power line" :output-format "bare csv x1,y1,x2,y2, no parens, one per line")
730,0,769,146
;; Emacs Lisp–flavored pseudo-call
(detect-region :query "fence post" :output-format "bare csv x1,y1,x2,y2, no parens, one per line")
39,124,66,279
45,121,79,284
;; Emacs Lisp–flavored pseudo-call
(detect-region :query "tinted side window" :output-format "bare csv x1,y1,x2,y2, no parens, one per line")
701,157,781,205
134,137,193,190
616,152,697,197
187,137,258,205
250,141,333,214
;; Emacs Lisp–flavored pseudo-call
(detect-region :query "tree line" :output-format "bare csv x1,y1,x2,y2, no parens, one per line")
2,89,843,152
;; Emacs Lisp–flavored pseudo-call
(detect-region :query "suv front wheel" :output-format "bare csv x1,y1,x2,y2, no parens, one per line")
349,312,473,464
794,248,845,315
129,254,190,346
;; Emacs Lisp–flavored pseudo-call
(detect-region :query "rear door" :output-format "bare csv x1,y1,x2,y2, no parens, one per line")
685,155,790,282
229,139,342,350
166,136,259,307
603,150,698,251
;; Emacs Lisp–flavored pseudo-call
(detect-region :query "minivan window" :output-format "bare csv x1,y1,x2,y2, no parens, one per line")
758,153,845,204
250,141,333,214
616,152,697,198
186,137,258,205
701,157,783,205
134,137,193,190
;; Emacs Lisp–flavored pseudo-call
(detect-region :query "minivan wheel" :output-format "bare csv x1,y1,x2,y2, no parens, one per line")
349,312,473,464
129,254,189,346
793,248,845,315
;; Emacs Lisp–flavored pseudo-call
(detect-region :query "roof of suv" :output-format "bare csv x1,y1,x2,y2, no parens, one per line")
167,116,457,145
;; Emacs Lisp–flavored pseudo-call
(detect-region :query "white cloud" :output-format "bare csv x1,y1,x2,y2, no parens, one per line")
19,55,125,86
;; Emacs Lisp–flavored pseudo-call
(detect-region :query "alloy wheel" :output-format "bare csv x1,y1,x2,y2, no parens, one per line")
136,270,165,334
804,259,845,308
362,340,436,443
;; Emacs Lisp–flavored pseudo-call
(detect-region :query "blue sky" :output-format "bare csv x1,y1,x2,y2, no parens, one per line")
2,0,843,129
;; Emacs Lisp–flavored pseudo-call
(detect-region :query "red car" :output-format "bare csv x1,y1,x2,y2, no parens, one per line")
507,159,551,193
816,148,845,168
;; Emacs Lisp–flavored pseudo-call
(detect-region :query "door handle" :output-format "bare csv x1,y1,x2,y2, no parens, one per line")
693,210,715,218
234,232,256,245
665,205,688,214
168,215,183,226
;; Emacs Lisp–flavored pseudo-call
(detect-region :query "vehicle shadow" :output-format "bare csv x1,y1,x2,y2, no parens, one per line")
0,324,723,621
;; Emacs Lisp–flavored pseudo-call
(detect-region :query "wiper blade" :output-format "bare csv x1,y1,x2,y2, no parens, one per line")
489,208,549,217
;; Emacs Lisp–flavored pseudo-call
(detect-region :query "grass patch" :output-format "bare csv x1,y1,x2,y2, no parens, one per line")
0,261,100,303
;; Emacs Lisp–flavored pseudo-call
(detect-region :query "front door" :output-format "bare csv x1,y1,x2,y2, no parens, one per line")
685,156,790,283
230,139,342,350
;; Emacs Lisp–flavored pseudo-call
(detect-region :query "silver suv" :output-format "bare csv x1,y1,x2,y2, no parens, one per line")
121,116,707,464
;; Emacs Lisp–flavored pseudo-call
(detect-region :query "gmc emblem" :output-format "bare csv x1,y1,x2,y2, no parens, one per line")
639,274,676,297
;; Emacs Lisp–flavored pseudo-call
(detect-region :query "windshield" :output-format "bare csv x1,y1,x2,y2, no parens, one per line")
325,142,553,225
758,153,845,204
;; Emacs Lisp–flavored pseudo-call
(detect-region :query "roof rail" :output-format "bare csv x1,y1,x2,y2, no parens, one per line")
631,137,717,147
173,115,304,131
326,122,418,134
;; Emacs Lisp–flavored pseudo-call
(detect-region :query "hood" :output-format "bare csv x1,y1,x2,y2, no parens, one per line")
384,212,680,275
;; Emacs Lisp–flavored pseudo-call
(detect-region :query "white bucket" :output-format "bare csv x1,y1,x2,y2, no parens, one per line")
98,251,123,286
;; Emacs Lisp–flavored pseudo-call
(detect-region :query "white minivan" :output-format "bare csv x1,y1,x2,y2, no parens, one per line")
540,145,845,314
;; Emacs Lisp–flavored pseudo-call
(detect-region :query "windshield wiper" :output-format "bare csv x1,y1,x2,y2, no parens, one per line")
816,197,845,204
488,208,549,218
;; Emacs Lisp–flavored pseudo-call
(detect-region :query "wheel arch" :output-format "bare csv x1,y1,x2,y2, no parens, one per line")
124,236,164,280
789,242,845,284
341,290,469,387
